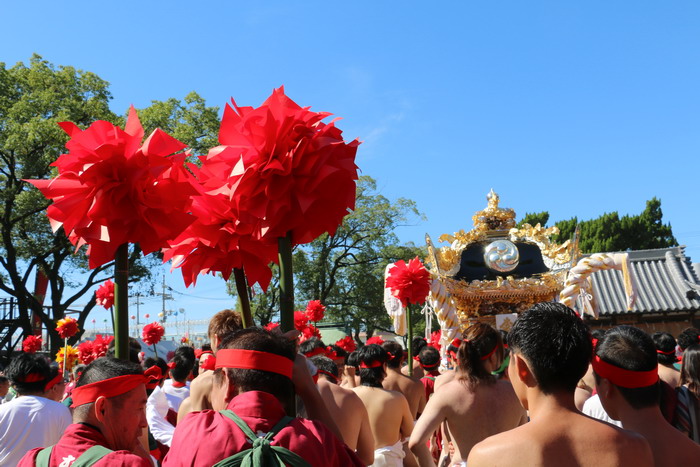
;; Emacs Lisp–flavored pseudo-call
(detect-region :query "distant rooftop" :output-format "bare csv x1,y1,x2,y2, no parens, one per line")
587,246,700,316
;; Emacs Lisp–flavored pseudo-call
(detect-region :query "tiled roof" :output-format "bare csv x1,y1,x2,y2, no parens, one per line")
587,247,700,315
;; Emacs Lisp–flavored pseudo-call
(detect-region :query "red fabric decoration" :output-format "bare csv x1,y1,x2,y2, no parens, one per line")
480,343,498,361
294,311,309,331
325,347,339,360
305,300,326,322
215,349,294,379
19,373,45,383
335,336,356,353
71,371,157,407
450,338,462,349
167,361,176,369
592,355,659,389
27,106,197,269
142,322,165,346
386,257,431,307
429,330,441,350
264,322,280,331
95,279,115,309
22,335,42,353
366,336,385,346
304,347,326,358
212,87,360,247
56,317,79,339
44,374,63,392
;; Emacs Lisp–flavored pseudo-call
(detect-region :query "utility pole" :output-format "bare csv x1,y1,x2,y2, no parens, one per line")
156,276,173,322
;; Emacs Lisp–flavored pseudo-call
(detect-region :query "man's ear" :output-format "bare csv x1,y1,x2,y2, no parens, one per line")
220,373,238,403
93,396,108,423
514,354,536,387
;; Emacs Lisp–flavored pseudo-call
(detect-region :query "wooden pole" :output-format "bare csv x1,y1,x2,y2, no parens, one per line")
278,233,294,333
234,268,253,328
406,304,414,377
114,243,129,360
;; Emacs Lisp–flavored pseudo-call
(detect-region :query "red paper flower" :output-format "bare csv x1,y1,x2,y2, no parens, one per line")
22,335,43,353
91,334,113,360
305,300,326,322
300,324,322,343
385,257,431,307
429,330,441,350
95,279,115,309
294,310,309,331
142,322,165,346
214,87,360,246
264,322,280,331
56,317,79,339
366,336,385,346
27,106,197,269
335,336,356,353
77,340,96,365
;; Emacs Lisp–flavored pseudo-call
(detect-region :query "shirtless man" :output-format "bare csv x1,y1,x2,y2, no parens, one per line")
177,309,242,422
652,331,680,388
382,341,426,467
311,356,374,465
410,324,526,466
353,344,414,467
595,326,700,465
468,302,653,467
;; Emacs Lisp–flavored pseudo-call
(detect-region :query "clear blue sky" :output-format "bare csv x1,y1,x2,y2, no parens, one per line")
2,2,699,328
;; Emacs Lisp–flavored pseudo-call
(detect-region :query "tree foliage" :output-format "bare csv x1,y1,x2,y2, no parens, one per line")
0,55,219,356
517,198,677,253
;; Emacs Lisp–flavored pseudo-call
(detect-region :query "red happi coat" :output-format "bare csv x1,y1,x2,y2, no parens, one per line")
163,390,363,467
19,423,150,466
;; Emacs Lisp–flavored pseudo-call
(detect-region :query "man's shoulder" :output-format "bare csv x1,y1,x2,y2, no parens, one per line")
468,425,531,465
101,450,152,466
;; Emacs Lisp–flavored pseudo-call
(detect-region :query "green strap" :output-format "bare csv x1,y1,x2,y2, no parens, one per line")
214,410,311,467
35,446,52,467
34,445,113,467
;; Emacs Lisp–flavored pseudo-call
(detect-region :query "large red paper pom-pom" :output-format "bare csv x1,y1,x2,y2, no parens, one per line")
215,87,360,246
264,322,280,332
385,257,431,307
300,324,322,343
95,279,115,309
366,336,385,346
77,340,96,365
305,300,326,322
142,322,165,346
27,106,197,269
91,334,113,360
294,310,309,331
335,336,356,353
22,335,43,353
56,317,79,339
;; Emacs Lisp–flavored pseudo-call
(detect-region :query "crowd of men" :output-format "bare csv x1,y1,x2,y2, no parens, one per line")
1,302,700,466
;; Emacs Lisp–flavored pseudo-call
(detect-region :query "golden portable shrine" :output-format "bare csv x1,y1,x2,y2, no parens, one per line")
425,189,578,331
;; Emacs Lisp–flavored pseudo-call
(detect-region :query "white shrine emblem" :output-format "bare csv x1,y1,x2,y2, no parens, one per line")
59,455,76,467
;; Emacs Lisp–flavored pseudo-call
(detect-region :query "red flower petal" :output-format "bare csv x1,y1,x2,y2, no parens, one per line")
385,257,432,307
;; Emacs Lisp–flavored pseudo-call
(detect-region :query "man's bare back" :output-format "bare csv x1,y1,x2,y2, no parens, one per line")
383,368,426,418
317,379,374,465
353,386,413,449
658,364,680,388
177,371,213,423
468,409,653,467
412,378,526,463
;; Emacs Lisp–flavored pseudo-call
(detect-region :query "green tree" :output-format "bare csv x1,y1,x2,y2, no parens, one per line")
517,198,677,253
0,55,219,357
516,211,549,228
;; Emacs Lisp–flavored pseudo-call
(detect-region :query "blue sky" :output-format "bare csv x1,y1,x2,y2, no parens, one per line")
2,2,699,329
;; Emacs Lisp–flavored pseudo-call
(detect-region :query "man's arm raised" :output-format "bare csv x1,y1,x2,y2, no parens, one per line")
409,393,445,467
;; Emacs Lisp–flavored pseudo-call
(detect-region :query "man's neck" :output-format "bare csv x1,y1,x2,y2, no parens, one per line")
616,403,666,435
526,389,578,420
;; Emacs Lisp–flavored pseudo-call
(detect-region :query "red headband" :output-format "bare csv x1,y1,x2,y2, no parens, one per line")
480,343,498,361
215,349,293,379
144,366,163,391
200,355,217,371
360,360,383,369
304,347,326,358
18,373,45,383
44,374,63,392
317,369,338,383
167,361,176,369
592,355,658,389
72,374,150,408
656,349,675,355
